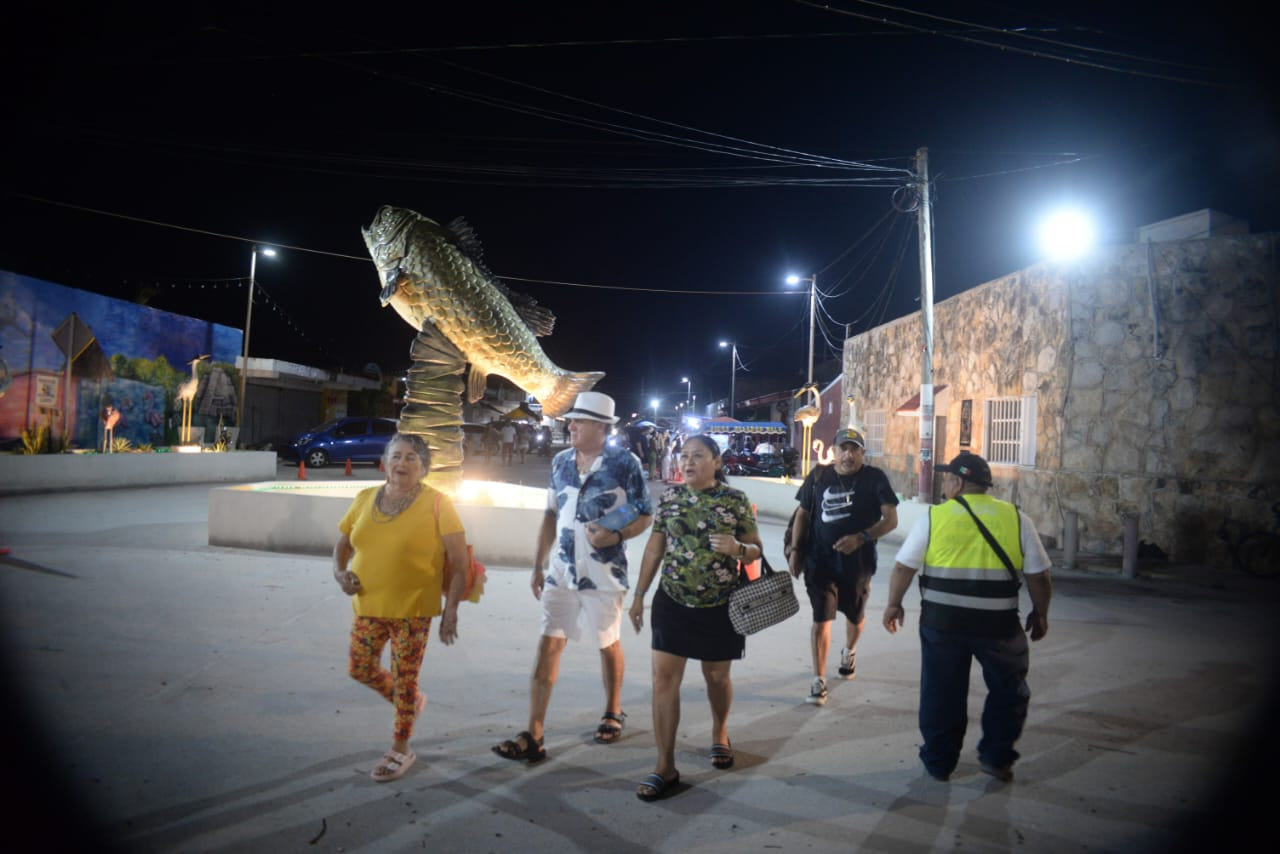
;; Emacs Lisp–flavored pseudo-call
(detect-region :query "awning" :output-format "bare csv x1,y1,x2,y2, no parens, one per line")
895,384,949,415
504,405,539,421
701,420,788,435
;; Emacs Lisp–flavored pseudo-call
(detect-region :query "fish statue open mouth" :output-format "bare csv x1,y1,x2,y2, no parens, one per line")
362,205,604,493
363,205,603,417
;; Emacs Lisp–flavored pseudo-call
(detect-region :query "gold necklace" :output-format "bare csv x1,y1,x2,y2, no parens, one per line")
372,483,422,522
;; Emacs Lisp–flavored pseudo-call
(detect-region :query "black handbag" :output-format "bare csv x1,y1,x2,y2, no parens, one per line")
727,555,799,636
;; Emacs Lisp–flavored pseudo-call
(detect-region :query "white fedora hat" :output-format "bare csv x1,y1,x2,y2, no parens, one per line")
562,391,617,424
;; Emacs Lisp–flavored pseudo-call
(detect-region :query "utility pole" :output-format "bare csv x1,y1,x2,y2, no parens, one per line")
915,147,937,503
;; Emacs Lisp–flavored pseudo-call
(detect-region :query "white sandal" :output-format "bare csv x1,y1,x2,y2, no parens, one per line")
371,749,416,782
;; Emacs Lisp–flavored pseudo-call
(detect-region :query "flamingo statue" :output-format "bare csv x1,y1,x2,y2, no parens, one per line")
178,354,210,445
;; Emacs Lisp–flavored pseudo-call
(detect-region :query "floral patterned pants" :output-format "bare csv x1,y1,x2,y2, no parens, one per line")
348,616,431,742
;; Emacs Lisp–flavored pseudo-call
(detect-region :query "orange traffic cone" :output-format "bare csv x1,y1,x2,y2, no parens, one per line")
344,458,353,476
297,460,307,480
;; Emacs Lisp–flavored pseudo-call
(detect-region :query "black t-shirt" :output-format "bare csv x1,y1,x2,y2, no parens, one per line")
795,463,898,576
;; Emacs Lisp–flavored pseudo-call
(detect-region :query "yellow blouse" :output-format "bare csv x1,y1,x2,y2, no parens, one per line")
338,486,465,618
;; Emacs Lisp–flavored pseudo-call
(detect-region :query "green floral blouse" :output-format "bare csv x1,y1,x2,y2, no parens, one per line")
656,483,758,608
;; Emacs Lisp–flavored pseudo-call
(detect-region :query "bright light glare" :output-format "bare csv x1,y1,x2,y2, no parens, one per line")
1038,210,1095,260
682,377,689,384
785,274,801,285
650,398,659,408
718,340,728,348
260,247,277,257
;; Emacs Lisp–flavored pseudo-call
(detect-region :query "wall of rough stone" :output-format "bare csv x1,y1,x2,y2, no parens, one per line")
844,232,1279,566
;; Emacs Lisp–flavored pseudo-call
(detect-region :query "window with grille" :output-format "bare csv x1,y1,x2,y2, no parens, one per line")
864,409,886,456
982,396,1036,467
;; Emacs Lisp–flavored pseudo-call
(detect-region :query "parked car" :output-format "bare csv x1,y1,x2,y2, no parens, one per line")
281,417,399,468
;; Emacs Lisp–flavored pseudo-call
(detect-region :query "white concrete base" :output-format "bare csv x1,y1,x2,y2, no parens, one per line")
209,477,932,561
210,481,602,568
0,451,278,495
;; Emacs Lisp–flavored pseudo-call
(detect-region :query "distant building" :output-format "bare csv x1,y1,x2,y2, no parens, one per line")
843,210,1279,566
0,271,377,450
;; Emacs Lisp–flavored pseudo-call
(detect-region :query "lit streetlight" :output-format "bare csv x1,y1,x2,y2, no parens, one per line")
237,245,276,445
1037,208,1096,260
785,273,817,385
718,340,737,418
650,397,659,422
681,376,692,408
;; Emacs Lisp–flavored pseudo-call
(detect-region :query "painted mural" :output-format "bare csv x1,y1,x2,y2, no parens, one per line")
0,271,241,449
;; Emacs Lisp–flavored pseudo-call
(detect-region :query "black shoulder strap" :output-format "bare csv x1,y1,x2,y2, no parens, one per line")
952,495,1020,586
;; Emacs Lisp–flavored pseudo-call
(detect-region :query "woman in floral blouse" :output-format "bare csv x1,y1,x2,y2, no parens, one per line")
628,434,765,801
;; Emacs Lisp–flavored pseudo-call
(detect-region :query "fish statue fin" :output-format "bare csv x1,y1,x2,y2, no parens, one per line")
504,292,556,337
466,364,487,404
539,371,606,418
446,217,557,338
445,217,496,279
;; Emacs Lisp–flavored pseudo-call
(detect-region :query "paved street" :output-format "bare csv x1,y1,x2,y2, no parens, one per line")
1,455,1278,852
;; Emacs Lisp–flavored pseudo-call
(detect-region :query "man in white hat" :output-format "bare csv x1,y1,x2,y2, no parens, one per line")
493,391,653,762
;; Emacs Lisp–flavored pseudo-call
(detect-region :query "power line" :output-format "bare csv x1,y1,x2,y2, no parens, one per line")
790,0,1234,87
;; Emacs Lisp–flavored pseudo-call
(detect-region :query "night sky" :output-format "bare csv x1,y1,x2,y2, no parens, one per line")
3,2,1276,419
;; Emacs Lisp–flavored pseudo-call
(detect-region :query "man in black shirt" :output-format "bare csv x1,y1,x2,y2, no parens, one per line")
788,428,899,705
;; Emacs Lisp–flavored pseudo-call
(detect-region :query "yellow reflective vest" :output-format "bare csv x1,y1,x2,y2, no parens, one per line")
921,494,1024,637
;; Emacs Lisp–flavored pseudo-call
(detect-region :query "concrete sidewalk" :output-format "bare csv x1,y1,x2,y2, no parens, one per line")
1,468,1278,852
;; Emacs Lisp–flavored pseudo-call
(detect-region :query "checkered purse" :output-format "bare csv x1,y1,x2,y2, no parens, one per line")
727,555,799,636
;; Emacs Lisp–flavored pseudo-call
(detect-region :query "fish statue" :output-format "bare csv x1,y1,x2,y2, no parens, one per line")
362,205,603,417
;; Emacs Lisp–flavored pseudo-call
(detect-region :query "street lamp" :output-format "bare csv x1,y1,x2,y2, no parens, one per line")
718,340,737,418
1037,208,1096,260
237,245,276,445
785,273,817,385
650,397,659,422
681,376,691,408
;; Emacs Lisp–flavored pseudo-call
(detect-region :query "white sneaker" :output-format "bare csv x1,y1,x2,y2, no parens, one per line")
805,677,828,705
838,648,856,680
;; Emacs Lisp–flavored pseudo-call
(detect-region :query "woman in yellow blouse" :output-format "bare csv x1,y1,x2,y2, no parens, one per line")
333,433,470,782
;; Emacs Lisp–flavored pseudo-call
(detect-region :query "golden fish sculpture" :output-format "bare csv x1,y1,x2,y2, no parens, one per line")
363,206,603,492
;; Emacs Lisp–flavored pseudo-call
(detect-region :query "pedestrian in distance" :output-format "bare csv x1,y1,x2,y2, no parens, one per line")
787,427,899,705
492,392,653,763
332,433,470,782
883,451,1053,783
628,434,764,801
501,421,517,466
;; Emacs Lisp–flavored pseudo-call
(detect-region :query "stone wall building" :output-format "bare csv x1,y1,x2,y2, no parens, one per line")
843,211,1279,566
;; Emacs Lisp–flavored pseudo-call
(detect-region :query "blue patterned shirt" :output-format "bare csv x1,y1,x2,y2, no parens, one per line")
545,443,652,592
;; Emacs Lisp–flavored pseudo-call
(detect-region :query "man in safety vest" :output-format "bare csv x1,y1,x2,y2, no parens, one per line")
883,451,1053,783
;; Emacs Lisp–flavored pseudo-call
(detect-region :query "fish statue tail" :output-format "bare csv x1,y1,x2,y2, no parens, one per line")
540,371,606,418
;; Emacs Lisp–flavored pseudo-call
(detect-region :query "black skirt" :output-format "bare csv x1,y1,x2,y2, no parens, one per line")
650,585,745,661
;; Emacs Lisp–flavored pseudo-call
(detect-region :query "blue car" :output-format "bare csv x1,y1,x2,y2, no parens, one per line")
283,417,399,468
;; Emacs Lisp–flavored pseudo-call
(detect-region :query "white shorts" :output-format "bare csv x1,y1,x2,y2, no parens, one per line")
540,585,625,648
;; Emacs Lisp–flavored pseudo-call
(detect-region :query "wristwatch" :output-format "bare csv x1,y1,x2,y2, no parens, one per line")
861,530,876,545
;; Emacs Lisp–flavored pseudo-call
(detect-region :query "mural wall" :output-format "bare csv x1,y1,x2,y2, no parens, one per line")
0,271,242,449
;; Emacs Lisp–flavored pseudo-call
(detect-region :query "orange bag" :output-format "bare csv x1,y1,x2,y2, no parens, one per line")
435,494,486,604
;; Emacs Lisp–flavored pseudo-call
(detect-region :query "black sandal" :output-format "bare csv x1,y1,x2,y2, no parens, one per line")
594,711,626,744
636,771,681,802
492,730,546,762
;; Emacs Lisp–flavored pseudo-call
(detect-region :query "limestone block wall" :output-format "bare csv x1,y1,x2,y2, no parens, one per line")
845,269,1069,542
1058,234,1279,562
845,232,1279,566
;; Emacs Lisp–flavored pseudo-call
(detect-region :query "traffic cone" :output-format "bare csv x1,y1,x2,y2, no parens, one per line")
344,458,353,476
297,460,307,480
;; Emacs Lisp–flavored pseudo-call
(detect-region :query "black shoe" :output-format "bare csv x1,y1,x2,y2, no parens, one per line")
979,760,1014,782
